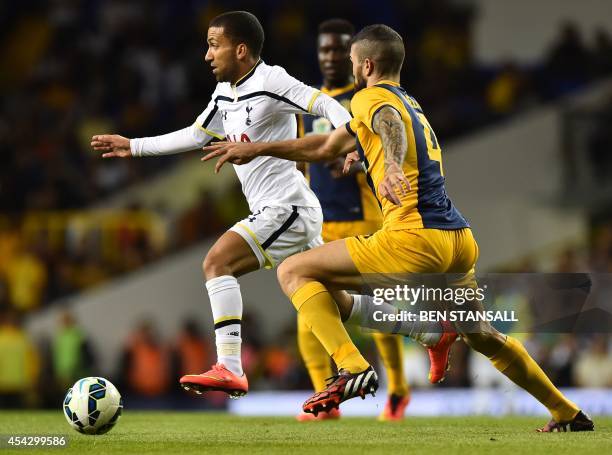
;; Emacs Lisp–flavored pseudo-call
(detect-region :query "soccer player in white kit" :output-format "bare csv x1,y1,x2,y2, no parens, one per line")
91,11,354,398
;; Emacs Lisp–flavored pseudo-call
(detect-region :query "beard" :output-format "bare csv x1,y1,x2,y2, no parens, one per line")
211,61,236,83
354,70,367,92
213,69,230,83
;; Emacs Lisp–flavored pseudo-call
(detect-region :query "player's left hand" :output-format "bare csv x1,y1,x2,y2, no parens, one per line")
202,141,261,173
379,162,411,206
342,151,361,175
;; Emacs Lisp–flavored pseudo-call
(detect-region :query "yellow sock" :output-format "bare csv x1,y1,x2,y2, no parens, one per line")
292,281,369,373
372,332,409,397
489,336,579,422
297,313,332,392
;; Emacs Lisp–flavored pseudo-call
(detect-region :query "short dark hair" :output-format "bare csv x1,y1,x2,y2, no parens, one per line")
210,11,265,58
318,18,355,36
350,24,405,76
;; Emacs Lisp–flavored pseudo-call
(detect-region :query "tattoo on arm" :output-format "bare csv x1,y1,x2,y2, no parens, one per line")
373,106,407,171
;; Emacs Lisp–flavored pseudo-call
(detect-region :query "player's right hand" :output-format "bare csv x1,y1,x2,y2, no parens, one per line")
91,134,132,158
202,141,261,173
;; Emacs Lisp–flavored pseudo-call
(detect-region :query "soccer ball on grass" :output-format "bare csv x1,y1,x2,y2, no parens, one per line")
63,377,123,435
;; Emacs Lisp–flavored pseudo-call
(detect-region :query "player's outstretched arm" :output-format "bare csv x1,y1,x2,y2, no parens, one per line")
92,124,221,159
372,106,411,206
202,124,355,173
93,93,225,159
91,134,132,158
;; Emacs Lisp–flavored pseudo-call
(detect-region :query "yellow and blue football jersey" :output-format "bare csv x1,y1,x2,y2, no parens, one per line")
347,81,469,231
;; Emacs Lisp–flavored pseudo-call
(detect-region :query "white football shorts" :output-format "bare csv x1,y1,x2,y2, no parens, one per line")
230,205,323,269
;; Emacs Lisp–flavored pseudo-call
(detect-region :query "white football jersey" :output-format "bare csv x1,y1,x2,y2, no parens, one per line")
194,61,351,212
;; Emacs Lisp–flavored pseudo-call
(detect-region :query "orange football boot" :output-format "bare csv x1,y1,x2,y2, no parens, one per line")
180,363,248,399
378,394,410,421
427,320,457,383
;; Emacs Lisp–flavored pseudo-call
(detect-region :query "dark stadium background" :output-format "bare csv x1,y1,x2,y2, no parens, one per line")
0,0,611,415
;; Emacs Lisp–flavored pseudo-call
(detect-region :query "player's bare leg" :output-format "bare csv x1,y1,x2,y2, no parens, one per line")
203,230,261,279
278,238,364,296
180,231,260,398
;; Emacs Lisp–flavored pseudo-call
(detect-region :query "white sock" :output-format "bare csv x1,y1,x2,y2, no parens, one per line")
206,275,243,376
348,294,441,347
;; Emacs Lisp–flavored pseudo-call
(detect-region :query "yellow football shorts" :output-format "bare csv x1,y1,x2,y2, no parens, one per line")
345,227,479,277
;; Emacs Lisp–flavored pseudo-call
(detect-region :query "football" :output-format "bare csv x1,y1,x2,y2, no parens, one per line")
63,377,123,435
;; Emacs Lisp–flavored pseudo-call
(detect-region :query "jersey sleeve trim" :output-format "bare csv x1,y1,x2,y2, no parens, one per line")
307,90,321,113
194,122,224,140
345,122,356,137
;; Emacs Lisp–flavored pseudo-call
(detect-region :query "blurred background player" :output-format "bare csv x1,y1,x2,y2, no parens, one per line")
0,308,39,409
295,19,409,422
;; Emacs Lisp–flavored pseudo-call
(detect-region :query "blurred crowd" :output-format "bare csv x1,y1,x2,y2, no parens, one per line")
0,208,166,312
0,186,247,313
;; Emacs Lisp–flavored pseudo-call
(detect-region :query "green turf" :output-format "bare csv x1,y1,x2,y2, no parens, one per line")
0,411,608,454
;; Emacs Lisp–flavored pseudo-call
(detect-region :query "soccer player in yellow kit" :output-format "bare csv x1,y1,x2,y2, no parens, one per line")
203,24,594,432
296,19,409,422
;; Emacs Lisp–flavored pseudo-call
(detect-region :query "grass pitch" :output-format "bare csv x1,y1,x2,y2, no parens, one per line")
0,411,608,454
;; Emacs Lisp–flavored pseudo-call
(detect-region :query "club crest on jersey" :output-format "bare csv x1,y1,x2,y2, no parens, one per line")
245,104,253,125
